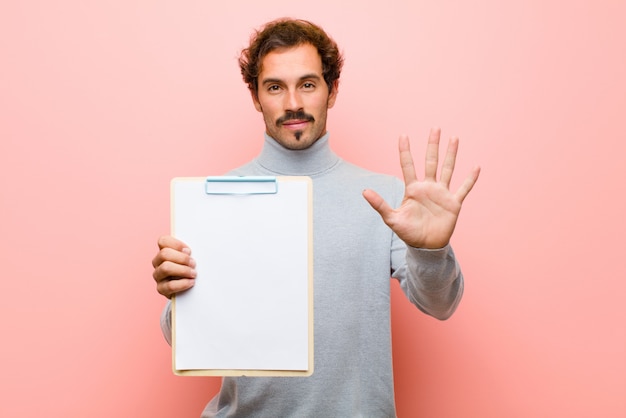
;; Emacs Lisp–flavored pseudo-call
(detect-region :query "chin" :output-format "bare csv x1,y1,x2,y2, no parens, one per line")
285,141,314,151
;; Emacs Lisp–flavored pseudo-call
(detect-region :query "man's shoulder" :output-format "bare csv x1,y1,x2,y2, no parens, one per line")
226,160,259,176
339,160,402,185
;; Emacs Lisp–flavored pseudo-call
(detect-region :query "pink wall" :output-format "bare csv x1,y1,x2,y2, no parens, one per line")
1,1,624,417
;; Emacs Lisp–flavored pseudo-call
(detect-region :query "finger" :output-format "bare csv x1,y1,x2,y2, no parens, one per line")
424,127,441,181
439,137,459,187
362,189,394,223
153,259,197,284
454,166,481,203
398,134,417,184
153,236,192,268
152,246,195,269
157,277,195,299
157,235,190,252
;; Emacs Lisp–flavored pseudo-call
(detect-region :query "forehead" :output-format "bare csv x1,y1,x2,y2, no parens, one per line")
259,43,323,81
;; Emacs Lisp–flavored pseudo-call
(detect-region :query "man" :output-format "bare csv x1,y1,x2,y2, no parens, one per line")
152,18,480,417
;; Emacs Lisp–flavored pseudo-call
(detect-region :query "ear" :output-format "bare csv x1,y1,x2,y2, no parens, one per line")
327,80,339,109
250,90,263,112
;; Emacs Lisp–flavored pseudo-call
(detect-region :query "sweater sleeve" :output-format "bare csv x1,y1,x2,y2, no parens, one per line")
160,300,173,346
393,244,464,320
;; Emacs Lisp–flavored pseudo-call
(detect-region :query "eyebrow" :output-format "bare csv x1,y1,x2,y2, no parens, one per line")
260,73,322,86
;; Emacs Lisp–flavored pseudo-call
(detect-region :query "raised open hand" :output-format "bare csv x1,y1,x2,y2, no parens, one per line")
363,128,480,249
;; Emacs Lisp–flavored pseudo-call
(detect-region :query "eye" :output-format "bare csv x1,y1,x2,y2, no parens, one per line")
302,82,315,90
267,84,281,93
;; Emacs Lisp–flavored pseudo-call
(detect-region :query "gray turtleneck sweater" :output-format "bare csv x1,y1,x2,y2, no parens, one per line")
161,133,464,418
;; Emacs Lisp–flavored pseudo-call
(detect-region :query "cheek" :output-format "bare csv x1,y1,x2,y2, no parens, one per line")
261,108,280,126
313,100,330,117
257,99,279,117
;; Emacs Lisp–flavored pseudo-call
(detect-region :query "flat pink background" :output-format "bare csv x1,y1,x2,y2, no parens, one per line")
1,1,624,417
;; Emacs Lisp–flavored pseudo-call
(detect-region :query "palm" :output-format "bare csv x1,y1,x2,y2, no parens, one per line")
363,129,480,249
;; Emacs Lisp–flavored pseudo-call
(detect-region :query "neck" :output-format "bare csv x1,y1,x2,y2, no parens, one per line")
255,132,340,176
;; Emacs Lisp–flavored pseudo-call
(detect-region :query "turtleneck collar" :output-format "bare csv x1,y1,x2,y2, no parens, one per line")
254,132,341,176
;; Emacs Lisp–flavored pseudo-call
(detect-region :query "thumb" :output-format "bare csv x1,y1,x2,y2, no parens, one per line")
362,189,393,221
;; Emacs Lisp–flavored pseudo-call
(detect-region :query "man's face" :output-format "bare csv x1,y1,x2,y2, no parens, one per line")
252,43,338,150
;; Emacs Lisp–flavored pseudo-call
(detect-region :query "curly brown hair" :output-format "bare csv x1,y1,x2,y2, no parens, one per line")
239,18,344,97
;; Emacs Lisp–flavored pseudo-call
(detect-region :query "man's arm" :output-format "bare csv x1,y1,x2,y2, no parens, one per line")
368,128,477,319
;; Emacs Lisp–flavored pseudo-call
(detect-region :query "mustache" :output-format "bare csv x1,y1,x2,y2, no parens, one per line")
276,110,315,125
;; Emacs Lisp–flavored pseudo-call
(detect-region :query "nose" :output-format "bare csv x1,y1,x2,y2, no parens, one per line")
284,89,303,112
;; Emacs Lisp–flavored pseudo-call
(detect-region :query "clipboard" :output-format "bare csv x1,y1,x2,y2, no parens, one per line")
170,176,314,377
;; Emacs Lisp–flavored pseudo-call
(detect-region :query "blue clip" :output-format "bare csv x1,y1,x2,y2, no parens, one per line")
205,176,278,195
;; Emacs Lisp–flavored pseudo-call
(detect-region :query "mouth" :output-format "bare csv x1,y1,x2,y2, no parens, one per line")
281,119,310,131
277,111,315,131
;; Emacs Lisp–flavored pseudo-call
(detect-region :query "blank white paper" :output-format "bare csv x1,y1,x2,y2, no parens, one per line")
171,177,311,372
